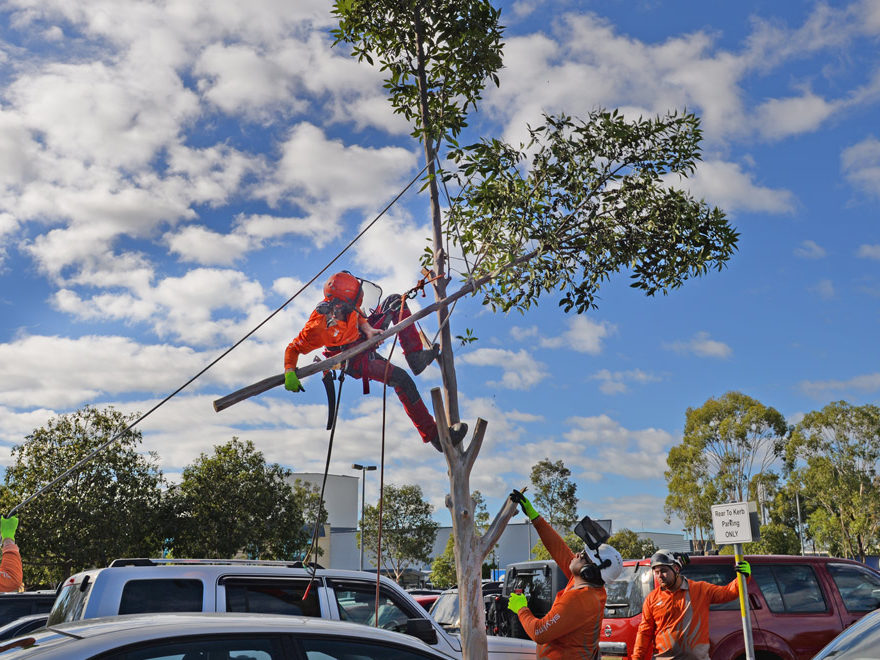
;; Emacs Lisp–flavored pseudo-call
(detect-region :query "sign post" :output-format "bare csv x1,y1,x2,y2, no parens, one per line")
711,501,760,660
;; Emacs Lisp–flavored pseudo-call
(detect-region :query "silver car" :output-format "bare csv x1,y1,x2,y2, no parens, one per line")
0,612,454,659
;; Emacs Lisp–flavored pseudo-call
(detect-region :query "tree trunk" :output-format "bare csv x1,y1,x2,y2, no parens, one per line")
430,390,519,659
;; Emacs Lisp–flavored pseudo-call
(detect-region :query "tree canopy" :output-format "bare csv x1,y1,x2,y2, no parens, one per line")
785,401,880,561
361,484,439,583
167,438,319,560
2,406,165,587
608,529,658,560
530,458,578,529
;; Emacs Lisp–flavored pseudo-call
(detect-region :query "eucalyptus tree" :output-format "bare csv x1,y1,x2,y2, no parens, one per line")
530,458,578,529
333,1,737,654
785,401,880,561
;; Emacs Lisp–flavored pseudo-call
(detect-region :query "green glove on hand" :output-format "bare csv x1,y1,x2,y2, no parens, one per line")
1,516,18,542
284,370,304,392
507,592,527,614
735,560,751,577
509,489,539,521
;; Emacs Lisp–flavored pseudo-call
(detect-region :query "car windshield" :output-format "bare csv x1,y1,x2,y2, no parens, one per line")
604,564,653,619
812,609,880,659
429,592,459,627
46,583,90,626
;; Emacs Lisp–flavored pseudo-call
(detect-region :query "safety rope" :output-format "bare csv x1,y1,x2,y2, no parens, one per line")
6,163,429,518
302,368,345,600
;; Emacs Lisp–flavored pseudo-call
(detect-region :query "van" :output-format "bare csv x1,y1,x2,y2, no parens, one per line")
599,555,880,660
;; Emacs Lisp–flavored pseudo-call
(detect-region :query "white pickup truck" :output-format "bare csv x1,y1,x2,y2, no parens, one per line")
49,558,536,659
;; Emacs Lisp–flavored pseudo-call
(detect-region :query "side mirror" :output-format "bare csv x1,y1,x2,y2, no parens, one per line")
406,618,438,645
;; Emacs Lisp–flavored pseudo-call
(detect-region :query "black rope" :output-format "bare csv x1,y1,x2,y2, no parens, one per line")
6,163,429,518
302,368,345,600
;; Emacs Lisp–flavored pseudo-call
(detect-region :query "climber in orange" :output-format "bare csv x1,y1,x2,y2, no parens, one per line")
284,271,467,451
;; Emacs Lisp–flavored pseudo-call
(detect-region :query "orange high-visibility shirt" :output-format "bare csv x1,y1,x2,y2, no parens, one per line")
0,543,23,592
284,305,362,371
632,576,740,660
517,517,607,660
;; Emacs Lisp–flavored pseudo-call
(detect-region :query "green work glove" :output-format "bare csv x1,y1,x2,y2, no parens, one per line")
509,489,539,521
507,592,527,614
284,370,304,392
1,516,18,542
735,560,751,577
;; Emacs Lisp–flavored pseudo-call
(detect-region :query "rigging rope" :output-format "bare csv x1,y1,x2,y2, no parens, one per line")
7,163,429,518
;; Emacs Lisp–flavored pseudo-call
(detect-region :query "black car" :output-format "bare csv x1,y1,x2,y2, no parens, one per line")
0,590,56,628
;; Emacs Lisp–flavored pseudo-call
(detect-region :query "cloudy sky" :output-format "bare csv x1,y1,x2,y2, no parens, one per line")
1,0,879,536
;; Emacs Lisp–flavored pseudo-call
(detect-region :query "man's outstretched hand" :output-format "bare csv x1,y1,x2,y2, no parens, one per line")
1,516,18,542
509,489,539,521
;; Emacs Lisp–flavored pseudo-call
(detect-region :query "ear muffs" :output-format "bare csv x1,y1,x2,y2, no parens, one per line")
580,563,602,584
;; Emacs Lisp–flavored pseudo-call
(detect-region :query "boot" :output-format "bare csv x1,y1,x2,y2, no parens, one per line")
428,422,469,452
406,343,440,375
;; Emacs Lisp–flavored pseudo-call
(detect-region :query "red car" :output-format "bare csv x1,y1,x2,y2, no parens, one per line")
599,555,880,660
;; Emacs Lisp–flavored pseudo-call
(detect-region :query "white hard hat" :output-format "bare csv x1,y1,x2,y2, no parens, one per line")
596,543,623,583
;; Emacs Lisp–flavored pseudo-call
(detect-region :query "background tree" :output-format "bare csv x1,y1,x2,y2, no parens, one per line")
530,459,578,529
430,535,457,589
531,531,582,560
785,401,880,561
1,406,164,587
168,438,319,559
333,1,737,655
361,484,439,583
664,443,719,548
608,529,658,559
668,392,786,513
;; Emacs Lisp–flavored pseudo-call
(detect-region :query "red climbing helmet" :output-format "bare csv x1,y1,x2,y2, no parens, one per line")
323,271,363,306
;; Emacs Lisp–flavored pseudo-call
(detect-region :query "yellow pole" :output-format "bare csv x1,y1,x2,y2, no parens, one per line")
734,544,756,660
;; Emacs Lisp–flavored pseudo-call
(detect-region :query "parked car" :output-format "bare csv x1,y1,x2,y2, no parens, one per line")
0,593,55,629
0,612,454,659
811,606,880,660
0,614,47,642
409,589,443,611
598,554,880,660
431,581,509,634
485,558,567,638
47,558,536,659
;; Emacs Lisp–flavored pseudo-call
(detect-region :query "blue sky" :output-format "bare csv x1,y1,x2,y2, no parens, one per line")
1,0,879,536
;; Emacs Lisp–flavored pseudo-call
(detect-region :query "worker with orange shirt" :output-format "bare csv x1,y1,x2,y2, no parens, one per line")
632,549,752,660
284,271,467,451
0,516,23,592
507,489,623,659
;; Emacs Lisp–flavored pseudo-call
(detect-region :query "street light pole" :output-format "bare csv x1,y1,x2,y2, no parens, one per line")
352,463,377,572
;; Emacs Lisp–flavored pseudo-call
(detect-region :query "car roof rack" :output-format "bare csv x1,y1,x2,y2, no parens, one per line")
108,558,325,569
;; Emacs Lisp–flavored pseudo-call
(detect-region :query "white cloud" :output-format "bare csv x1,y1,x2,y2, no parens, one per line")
459,348,550,390
591,369,661,395
540,316,616,354
257,123,417,212
842,137,880,198
564,415,674,480
756,91,838,141
857,244,880,259
794,240,826,259
801,372,880,398
685,160,796,214
664,331,732,359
